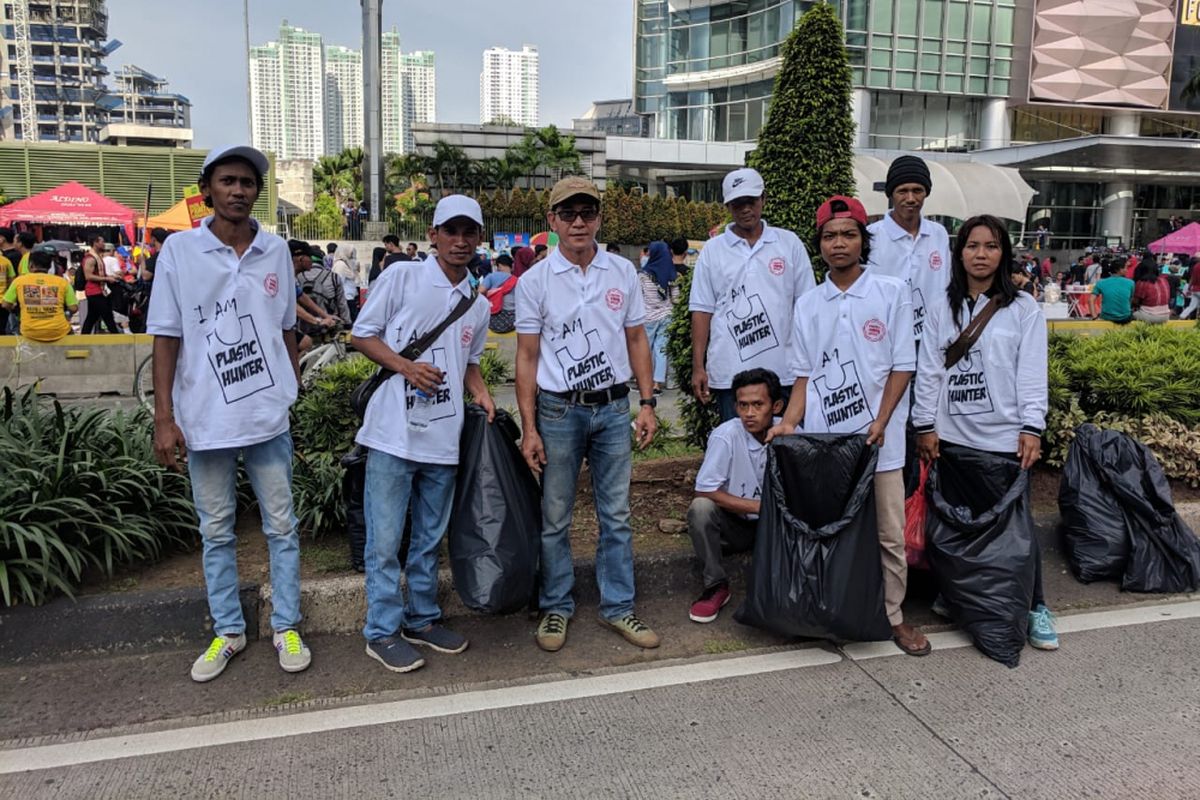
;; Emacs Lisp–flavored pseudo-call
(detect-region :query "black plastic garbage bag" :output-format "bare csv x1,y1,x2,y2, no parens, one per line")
1059,425,1131,582
926,443,1034,668
448,404,541,614
341,445,367,572
735,434,891,642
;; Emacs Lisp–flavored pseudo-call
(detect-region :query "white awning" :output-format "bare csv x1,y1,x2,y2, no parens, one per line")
854,155,1036,222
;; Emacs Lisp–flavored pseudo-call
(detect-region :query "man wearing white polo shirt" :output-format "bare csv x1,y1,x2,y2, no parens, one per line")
690,167,816,422
516,176,660,653
866,155,951,345
769,195,931,657
148,144,312,683
352,195,493,674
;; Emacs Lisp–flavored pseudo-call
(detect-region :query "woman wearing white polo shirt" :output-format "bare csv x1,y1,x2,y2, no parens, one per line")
912,214,1057,651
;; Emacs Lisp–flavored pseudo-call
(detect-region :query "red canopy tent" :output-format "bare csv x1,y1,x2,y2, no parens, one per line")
0,181,139,242
1147,222,1200,255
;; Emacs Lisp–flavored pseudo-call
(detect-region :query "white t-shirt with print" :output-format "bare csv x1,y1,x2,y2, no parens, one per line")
866,213,951,343
695,416,787,520
788,270,915,473
515,246,646,393
912,292,1048,454
352,256,490,465
689,222,816,389
145,218,298,451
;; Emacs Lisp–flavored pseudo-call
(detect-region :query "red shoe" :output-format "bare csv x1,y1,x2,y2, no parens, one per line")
689,583,731,623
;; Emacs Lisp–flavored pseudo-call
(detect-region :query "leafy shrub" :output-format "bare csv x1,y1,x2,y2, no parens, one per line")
0,388,195,606
1044,327,1200,485
666,268,720,448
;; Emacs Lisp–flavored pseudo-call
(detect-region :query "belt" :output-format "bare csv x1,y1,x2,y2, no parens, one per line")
541,384,630,406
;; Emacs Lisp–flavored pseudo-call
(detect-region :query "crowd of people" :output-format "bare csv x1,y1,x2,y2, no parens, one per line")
134,140,1088,685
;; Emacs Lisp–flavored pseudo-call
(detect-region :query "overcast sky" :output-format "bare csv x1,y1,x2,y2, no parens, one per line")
105,0,635,148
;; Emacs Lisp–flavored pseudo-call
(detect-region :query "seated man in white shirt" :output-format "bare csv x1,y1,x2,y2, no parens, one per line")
687,367,786,623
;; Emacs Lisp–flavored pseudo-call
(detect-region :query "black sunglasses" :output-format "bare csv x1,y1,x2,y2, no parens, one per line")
555,208,600,223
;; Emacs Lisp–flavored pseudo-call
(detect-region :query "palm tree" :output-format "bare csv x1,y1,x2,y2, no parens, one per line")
385,153,430,195
427,140,470,196
313,147,365,203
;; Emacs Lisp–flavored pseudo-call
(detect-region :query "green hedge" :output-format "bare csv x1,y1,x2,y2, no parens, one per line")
0,389,196,606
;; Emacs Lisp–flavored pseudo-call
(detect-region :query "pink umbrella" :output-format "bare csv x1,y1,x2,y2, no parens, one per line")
1148,222,1200,255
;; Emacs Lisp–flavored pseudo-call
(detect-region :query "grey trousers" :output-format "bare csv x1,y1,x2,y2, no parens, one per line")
687,497,757,589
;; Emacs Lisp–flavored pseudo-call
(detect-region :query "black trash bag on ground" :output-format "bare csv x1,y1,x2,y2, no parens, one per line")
735,434,891,642
926,443,1034,668
1074,426,1200,593
341,446,368,572
1059,424,1131,582
448,404,541,614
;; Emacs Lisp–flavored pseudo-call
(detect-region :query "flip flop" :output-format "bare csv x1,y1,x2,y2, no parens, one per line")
893,634,932,657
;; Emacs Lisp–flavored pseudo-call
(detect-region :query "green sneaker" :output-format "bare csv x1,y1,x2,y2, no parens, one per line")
600,613,661,649
536,613,569,652
273,629,312,673
190,633,247,683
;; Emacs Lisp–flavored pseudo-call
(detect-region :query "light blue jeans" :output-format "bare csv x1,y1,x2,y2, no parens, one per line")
537,393,636,621
644,316,670,385
362,449,457,641
187,431,301,636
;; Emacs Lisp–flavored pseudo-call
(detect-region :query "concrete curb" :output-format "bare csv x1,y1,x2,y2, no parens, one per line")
6,504,1196,661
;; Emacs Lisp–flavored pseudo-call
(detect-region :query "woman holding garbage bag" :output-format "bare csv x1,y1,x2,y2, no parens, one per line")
912,214,1059,662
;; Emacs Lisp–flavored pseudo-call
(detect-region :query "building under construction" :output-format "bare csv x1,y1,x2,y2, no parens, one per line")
0,0,189,147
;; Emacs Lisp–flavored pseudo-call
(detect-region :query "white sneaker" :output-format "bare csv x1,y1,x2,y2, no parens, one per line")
190,633,247,683
273,629,312,673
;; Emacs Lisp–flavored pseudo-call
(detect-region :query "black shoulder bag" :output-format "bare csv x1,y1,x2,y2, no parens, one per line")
350,292,476,418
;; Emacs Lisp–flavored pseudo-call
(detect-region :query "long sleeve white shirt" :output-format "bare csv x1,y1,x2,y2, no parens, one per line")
912,292,1048,454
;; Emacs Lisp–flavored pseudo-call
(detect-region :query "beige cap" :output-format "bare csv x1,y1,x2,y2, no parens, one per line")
548,176,600,209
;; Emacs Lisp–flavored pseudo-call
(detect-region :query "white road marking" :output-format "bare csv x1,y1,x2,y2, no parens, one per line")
4,599,1198,774
0,648,841,774
843,598,1200,662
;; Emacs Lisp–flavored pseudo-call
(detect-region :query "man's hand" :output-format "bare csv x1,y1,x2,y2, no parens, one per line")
764,422,794,443
1017,432,1041,471
916,431,940,462
691,366,711,404
865,417,887,447
476,390,497,423
521,428,547,475
401,361,444,394
154,419,188,472
634,404,657,449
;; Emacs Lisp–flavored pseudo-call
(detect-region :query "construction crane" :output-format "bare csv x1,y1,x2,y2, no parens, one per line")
11,0,37,141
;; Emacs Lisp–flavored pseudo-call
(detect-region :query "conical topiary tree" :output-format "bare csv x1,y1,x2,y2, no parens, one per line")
747,1,856,250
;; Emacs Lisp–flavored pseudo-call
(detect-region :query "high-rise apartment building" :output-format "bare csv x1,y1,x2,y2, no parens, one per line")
324,45,363,156
381,31,404,156
479,45,539,127
400,50,437,153
101,64,192,147
249,21,325,161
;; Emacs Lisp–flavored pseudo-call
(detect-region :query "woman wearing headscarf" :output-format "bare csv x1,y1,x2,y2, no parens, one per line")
511,246,537,279
639,240,679,394
332,243,360,321
912,213,1057,655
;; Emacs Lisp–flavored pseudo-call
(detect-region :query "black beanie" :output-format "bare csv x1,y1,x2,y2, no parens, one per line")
884,155,932,197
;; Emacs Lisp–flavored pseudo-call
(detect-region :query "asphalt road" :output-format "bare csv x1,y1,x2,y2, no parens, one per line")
3,600,1199,799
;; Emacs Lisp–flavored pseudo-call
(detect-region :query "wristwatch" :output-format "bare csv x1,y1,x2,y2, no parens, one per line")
639,396,657,409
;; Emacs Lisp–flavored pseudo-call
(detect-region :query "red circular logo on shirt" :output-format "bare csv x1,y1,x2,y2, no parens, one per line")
461,325,474,347
768,257,786,276
263,273,278,297
929,251,943,270
863,318,887,342
605,288,624,311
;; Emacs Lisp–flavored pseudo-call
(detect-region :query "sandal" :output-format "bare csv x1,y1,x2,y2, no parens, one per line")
892,624,932,657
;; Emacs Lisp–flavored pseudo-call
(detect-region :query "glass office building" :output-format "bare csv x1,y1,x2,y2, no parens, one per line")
633,0,1200,248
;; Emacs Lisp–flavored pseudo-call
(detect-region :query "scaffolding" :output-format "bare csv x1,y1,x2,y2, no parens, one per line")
11,0,37,142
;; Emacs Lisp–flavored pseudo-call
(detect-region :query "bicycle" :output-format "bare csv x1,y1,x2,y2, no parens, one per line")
135,352,154,411
299,323,353,384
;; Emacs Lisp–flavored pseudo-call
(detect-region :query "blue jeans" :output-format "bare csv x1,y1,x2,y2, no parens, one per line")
188,432,301,636
362,449,456,641
537,393,636,620
644,317,670,384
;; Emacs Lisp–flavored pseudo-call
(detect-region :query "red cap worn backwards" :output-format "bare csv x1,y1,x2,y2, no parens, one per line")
816,195,868,229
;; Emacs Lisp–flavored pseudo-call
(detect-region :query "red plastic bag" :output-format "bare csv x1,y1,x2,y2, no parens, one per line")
904,460,930,569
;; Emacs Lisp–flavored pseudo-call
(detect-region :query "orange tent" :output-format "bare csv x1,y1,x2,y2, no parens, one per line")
140,198,194,231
